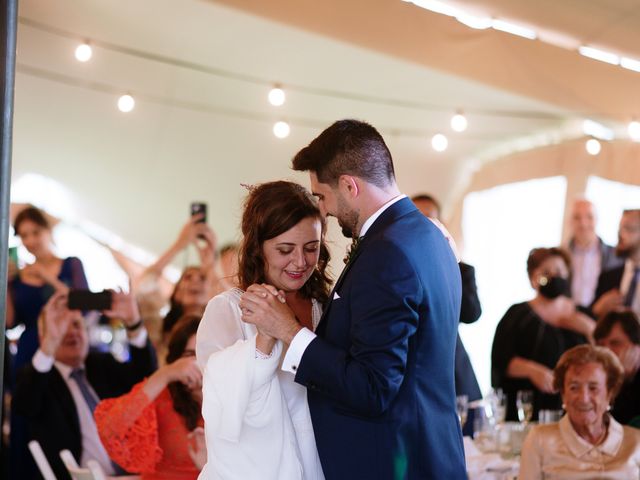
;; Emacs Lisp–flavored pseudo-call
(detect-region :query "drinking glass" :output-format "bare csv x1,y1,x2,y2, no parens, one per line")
488,388,507,424
456,394,469,428
516,390,534,423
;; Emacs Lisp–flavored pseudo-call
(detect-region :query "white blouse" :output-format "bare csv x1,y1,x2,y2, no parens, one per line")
195,288,324,480
519,414,640,480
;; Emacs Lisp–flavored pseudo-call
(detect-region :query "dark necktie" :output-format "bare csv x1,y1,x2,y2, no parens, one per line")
624,267,640,307
343,236,363,264
70,368,98,414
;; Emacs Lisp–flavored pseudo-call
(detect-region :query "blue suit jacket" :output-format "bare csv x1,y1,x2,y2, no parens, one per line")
295,198,467,479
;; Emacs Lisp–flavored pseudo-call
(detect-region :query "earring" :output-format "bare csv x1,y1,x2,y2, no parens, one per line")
561,404,566,410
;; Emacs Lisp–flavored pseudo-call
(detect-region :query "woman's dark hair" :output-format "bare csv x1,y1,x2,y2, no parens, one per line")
238,181,331,304
594,310,640,346
166,314,201,431
162,266,202,335
14,205,50,235
526,247,571,279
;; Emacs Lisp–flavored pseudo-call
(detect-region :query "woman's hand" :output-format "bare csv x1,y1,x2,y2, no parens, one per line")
529,364,556,394
23,263,69,293
143,357,202,400
240,284,300,344
164,356,203,389
187,427,207,470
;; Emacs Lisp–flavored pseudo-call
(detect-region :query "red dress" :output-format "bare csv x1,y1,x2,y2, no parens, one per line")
95,382,202,480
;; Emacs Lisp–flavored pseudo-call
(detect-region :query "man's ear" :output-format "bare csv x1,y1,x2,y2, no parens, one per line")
338,175,359,199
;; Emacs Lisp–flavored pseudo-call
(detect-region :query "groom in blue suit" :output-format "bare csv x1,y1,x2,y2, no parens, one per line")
242,120,467,479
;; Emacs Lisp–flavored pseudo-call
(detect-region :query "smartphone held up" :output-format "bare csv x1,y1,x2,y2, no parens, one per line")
67,289,113,311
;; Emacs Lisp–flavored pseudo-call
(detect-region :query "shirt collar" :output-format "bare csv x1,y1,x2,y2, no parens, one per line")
559,414,623,458
359,194,406,238
54,361,85,380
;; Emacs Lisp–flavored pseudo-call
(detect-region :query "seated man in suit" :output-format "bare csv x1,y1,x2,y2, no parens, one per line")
13,291,157,480
592,209,640,318
412,193,482,435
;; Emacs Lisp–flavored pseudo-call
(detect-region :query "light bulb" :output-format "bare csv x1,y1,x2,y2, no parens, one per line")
273,121,290,138
450,113,467,132
117,94,135,113
431,133,448,152
628,121,640,141
75,43,92,62
268,87,286,106
586,138,601,155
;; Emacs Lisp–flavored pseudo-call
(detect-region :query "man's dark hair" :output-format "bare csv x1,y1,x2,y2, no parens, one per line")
292,119,395,188
594,310,640,346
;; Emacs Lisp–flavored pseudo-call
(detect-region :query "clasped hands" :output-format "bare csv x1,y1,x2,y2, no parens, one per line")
240,284,302,345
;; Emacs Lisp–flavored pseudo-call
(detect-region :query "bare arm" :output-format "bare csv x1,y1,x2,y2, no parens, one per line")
507,357,555,394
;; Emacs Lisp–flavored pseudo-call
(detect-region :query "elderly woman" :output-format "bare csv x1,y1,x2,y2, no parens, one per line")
492,247,594,421
519,344,640,479
594,310,640,425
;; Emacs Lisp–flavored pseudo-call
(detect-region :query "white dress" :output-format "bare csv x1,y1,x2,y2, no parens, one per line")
196,288,324,480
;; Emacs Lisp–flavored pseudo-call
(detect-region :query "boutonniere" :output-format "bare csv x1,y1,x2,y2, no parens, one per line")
343,236,362,264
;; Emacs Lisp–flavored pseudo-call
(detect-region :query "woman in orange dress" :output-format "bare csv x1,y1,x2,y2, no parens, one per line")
95,315,204,479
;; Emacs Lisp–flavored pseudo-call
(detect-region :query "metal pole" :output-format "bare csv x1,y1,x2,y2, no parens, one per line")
1,0,18,404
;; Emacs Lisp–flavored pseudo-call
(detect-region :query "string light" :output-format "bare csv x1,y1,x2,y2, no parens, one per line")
273,121,290,138
585,138,601,155
74,43,92,62
628,120,640,141
450,112,468,132
268,87,286,106
431,133,448,152
117,94,135,113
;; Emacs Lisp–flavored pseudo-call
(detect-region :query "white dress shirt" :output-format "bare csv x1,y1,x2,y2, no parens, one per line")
519,414,640,479
281,194,406,374
570,241,601,307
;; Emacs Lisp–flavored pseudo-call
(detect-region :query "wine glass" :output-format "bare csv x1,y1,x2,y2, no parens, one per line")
488,388,506,425
456,394,469,428
516,390,534,424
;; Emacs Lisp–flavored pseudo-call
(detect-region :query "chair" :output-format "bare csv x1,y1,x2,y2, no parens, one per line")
28,440,56,480
59,449,108,480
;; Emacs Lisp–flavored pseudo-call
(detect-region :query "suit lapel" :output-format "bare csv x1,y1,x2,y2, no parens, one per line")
316,198,417,334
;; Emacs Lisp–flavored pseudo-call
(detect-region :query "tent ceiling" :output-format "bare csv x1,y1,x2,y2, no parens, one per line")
12,0,635,260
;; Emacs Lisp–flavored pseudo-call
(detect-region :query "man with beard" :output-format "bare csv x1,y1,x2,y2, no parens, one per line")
592,209,640,318
240,120,466,479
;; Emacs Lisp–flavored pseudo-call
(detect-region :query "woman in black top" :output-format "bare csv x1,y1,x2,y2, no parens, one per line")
492,247,594,421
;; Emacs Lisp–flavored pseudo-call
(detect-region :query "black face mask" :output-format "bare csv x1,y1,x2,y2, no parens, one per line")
538,276,570,299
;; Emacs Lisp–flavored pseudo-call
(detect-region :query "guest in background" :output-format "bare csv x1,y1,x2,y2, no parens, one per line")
565,198,622,308
412,193,482,434
492,247,592,421
13,291,157,480
96,314,204,479
593,209,640,319
7,206,88,480
520,344,640,479
7,205,88,378
594,310,640,425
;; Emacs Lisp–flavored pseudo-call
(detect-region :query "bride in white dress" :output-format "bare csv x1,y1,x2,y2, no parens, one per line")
196,181,331,480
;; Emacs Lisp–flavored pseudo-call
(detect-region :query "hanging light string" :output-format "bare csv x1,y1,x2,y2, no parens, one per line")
17,62,512,142
18,16,565,121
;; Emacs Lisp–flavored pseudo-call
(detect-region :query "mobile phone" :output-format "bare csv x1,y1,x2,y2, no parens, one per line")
190,202,207,224
68,289,113,311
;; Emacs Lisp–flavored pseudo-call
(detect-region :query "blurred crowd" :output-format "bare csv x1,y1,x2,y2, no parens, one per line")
2,195,639,479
